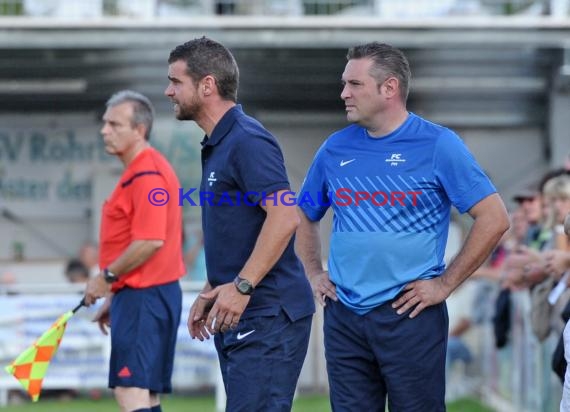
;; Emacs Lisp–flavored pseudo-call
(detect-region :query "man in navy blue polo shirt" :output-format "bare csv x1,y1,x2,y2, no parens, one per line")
165,37,315,411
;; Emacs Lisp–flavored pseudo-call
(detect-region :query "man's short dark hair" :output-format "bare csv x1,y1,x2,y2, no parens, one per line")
106,90,155,141
64,258,89,281
347,42,411,103
168,36,239,102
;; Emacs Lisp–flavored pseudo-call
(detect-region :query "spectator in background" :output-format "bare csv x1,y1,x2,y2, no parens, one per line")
513,181,544,248
501,172,570,346
549,212,570,411
537,174,570,335
447,208,524,372
0,271,17,295
506,172,570,291
473,207,528,350
502,186,545,291
64,259,89,284
502,175,556,291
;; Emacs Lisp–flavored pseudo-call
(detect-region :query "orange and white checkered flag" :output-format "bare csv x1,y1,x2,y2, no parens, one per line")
4,299,84,402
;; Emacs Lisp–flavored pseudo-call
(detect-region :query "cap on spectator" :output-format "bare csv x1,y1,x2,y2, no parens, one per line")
512,182,540,203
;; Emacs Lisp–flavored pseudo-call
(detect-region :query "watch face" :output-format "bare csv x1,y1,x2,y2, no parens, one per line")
235,278,253,295
238,282,251,294
104,269,117,283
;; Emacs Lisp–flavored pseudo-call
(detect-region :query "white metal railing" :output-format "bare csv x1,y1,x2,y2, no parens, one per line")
0,0,567,18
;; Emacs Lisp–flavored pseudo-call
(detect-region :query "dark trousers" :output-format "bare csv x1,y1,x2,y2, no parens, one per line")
215,310,312,412
324,298,448,412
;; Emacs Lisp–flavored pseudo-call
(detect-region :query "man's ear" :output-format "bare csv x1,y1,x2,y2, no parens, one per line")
381,77,400,98
201,75,217,97
135,123,148,140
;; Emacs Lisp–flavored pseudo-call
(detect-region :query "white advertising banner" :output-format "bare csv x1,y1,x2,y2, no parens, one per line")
0,293,218,394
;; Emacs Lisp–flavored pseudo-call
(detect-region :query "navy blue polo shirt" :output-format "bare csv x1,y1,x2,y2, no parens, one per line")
200,105,315,321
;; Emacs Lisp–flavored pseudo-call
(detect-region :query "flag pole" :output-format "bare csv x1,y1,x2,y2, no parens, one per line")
72,298,85,314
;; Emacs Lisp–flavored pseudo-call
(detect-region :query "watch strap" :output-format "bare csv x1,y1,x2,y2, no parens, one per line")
103,268,118,284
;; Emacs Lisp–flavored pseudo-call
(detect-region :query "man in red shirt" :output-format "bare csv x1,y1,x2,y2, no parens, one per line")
84,90,185,412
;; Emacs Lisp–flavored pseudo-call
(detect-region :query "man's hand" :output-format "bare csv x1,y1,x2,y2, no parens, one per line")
93,295,112,335
308,270,337,307
392,277,450,319
187,295,215,341
504,246,540,270
84,273,111,306
543,250,570,279
200,283,250,334
502,267,529,291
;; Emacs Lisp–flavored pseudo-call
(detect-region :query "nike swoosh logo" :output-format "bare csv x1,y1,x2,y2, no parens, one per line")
340,159,355,167
237,330,255,340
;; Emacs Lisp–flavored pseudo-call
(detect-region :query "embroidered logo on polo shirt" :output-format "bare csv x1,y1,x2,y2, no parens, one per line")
385,153,406,166
118,366,132,378
208,172,217,187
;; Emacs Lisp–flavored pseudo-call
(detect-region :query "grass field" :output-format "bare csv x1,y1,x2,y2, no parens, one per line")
1,394,495,411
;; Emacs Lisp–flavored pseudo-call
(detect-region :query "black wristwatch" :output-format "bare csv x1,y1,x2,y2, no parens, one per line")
103,268,118,284
234,276,254,295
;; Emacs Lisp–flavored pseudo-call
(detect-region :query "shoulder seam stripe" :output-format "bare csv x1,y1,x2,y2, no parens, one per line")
121,171,161,188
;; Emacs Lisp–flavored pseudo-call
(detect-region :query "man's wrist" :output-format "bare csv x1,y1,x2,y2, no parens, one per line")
201,283,213,295
522,263,543,285
307,269,325,279
437,274,455,297
103,268,118,284
233,276,254,295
